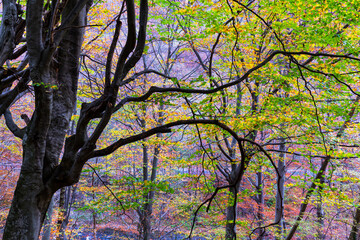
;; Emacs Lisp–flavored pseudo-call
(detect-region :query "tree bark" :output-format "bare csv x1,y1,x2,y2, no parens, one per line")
0,0,17,67
138,121,161,239
316,171,325,240
225,186,238,240
256,169,264,239
3,1,88,238
349,209,360,240
275,139,286,239
42,196,54,240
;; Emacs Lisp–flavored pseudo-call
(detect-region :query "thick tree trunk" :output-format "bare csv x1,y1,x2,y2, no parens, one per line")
3,147,53,238
3,167,51,239
3,1,88,238
3,63,54,239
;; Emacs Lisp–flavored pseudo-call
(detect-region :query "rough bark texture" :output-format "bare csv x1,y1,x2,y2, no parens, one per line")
2,0,151,237
3,0,88,238
3,65,53,239
138,144,151,240
0,0,27,116
0,0,17,66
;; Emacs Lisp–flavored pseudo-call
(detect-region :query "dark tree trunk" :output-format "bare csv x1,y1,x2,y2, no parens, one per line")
138,103,162,240
349,209,360,240
3,158,53,239
3,64,54,239
225,186,238,240
2,0,149,237
140,143,160,240
3,1,88,238
0,0,17,67
275,139,286,239
256,169,264,239
316,173,325,240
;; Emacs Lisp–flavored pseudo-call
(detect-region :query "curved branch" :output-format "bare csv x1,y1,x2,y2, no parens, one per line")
4,109,26,139
90,120,245,158
104,13,122,89
121,0,149,80
0,69,28,92
0,69,30,116
112,0,137,84
119,69,174,88
114,50,360,112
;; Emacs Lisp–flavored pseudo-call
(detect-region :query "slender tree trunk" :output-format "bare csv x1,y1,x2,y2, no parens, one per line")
42,196,54,240
141,143,160,240
56,187,66,240
137,101,163,239
256,169,264,239
349,209,360,240
275,139,286,239
316,172,325,240
91,160,97,239
139,142,150,240
225,185,238,240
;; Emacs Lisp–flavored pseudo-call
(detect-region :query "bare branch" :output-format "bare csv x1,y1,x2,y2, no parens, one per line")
4,109,25,139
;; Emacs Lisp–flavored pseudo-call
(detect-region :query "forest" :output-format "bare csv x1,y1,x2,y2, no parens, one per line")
0,0,360,239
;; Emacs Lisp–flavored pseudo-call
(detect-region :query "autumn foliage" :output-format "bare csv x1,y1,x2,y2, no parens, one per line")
1,0,360,239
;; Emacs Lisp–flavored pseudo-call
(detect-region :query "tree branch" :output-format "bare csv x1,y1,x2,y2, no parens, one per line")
4,109,25,139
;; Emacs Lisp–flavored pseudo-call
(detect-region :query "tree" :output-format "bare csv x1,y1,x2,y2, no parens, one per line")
1,0,360,239
0,0,150,237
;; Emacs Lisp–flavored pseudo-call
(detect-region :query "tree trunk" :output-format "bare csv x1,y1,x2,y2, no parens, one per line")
139,142,151,240
140,143,160,240
3,159,53,239
349,208,360,240
42,196,54,240
3,64,54,239
316,173,325,240
0,0,17,67
275,139,286,239
3,1,88,238
256,169,264,239
225,186,238,240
